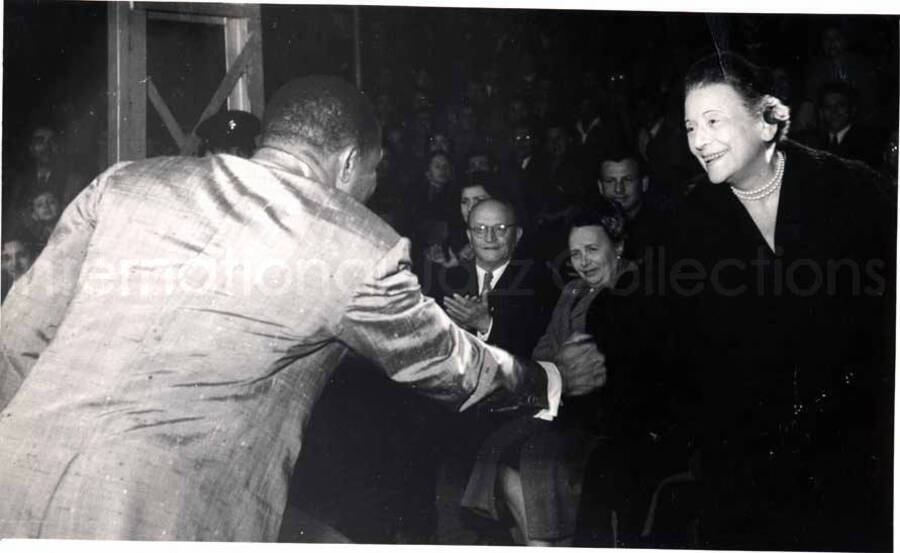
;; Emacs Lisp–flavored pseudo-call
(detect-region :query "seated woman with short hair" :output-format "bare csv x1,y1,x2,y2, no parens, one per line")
458,198,637,546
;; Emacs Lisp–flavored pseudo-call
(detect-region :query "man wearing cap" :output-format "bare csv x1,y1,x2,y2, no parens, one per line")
196,109,262,158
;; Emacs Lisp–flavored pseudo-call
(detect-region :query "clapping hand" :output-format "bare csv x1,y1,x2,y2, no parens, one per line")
444,293,491,334
555,332,607,396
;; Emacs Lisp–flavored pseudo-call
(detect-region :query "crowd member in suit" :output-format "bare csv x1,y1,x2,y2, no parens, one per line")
0,76,587,541
798,24,880,130
678,52,893,551
3,124,89,223
524,123,589,270
572,95,629,169
594,149,674,263
431,198,560,545
802,81,886,168
441,198,557,355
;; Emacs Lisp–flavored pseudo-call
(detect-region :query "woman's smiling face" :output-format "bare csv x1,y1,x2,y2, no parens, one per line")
684,83,769,187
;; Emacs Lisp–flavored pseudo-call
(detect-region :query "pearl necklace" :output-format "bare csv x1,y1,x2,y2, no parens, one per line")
730,151,785,201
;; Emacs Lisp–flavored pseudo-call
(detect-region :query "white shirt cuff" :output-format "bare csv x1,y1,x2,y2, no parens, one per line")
533,361,562,421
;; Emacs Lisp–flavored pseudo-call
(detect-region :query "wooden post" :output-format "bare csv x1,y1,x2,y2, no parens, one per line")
224,17,250,112
245,10,265,120
108,3,264,161
107,2,147,165
353,6,362,90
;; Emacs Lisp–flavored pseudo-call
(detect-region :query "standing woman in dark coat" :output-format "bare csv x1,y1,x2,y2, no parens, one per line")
675,51,894,551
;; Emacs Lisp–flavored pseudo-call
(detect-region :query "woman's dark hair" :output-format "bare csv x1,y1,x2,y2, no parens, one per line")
684,51,791,142
566,196,628,246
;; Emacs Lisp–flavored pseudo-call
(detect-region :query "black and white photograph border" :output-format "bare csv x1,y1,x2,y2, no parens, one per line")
1,0,898,551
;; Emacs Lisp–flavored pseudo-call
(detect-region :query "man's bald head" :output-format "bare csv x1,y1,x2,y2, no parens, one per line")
468,198,517,226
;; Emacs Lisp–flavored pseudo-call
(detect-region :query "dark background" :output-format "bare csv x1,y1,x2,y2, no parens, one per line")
2,1,897,543
3,2,897,176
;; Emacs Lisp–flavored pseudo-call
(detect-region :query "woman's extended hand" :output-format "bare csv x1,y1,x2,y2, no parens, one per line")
555,332,607,396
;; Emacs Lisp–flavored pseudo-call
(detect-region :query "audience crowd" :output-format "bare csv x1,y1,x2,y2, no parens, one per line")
1,10,896,550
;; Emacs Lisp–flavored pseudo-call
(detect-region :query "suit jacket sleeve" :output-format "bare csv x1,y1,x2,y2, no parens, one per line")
336,238,548,412
0,163,122,410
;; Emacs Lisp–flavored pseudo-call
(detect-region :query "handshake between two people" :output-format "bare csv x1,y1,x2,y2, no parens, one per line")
443,286,607,398
554,332,607,397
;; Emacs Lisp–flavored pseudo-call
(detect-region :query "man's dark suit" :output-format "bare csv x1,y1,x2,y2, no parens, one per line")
798,124,886,168
430,258,557,357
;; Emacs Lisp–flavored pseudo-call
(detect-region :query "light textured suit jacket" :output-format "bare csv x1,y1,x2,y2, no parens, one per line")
0,149,547,541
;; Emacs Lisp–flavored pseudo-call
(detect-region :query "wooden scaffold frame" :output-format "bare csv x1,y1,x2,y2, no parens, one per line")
107,2,264,165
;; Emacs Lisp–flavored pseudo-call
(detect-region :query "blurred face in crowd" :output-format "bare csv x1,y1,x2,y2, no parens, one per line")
426,153,453,187
605,70,629,95
546,126,570,159
374,93,395,124
428,132,451,155
822,27,846,59
599,158,648,216
684,83,772,187
459,184,491,223
508,99,529,126
414,68,433,91
414,109,434,133
459,105,477,131
413,91,433,113
31,191,60,222
1,240,34,281
512,125,535,162
28,127,58,166
467,154,494,175
467,200,522,271
569,225,620,289
385,127,405,153
821,91,854,133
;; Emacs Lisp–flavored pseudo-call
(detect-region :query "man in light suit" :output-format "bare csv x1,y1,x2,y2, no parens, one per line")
0,76,592,541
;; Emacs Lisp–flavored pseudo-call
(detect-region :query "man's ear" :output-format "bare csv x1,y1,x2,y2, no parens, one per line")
641,175,650,193
337,145,360,188
515,226,524,243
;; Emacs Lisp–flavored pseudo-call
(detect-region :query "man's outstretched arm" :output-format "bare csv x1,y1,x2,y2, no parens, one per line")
336,237,556,413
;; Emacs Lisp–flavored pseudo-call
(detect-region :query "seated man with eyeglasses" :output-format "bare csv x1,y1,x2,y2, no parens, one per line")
431,197,559,545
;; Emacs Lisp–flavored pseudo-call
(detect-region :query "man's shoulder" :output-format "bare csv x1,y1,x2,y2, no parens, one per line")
106,155,401,254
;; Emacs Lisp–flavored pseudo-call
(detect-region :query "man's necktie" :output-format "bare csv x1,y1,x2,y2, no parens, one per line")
481,271,493,298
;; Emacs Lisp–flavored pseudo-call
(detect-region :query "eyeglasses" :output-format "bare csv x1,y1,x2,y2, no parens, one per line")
469,223,516,238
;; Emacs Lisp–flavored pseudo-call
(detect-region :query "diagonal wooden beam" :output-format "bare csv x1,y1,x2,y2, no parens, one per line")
190,31,260,135
147,79,188,152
